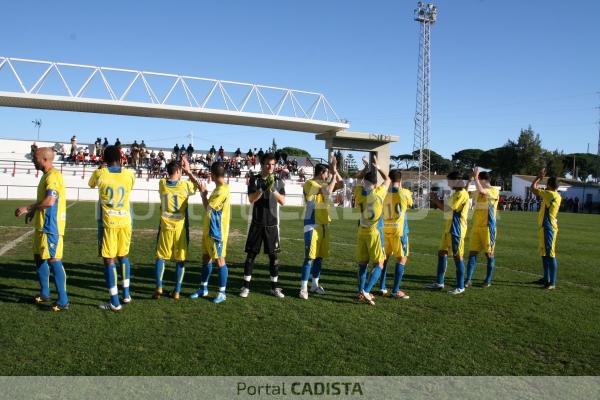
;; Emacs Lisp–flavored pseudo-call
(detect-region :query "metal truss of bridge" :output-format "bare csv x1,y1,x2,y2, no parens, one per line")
0,56,349,133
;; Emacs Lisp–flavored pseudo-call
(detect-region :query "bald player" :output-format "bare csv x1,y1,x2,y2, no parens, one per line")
15,147,69,311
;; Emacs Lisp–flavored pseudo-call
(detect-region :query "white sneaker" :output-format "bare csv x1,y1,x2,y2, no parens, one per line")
361,291,375,306
299,288,309,300
98,302,122,312
425,282,444,290
310,285,325,295
122,296,132,304
448,288,465,295
271,288,285,298
239,287,250,298
392,290,410,300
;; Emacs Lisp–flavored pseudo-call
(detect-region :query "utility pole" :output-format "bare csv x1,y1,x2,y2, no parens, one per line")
412,2,437,209
31,118,42,141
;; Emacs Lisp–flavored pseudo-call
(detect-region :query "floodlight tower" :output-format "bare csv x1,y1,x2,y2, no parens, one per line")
412,2,437,208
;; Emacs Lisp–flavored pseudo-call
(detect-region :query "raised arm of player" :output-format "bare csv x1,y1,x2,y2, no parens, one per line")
323,154,339,196
531,168,545,196
180,154,203,190
472,166,489,196
355,155,370,180
373,155,391,192
429,192,446,211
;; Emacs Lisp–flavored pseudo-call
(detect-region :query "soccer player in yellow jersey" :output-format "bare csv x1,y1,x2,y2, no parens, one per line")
354,155,391,306
427,171,470,295
465,167,500,288
299,155,343,300
377,169,412,299
189,160,231,304
15,147,69,311
88,145,136,311
152,159,197,300
531,168,562,289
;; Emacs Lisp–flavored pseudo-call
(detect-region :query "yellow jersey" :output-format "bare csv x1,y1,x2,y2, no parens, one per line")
303,179,331,226
354,184,387,232
159,178,196,230
34,168,66,235
472,187,499,229
383,187,413,235
537,190,561,230
445,189,470,237
88,167,136,228
203,183,231,242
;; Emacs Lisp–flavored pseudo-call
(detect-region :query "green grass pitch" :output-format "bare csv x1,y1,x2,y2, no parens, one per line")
0,199,599,375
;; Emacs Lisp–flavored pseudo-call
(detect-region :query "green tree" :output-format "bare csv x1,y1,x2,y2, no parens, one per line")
509,126,544,174
478,146,518,190
280,147,310,157
563,153,600,181
346,153,358,173
391,153,415,169
413,149,452,174
542,150,565,178
452,148,485,173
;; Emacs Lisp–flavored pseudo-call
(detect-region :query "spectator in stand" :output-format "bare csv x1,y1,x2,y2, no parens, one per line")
574,197,580,213
209,145,217,155
120,147,128,165
140,140,146,149
30,142,38,159
247,148,254,158
102,137,109,150
235,147,242,157
158,149,165,160
53,142,66,160
257,147,264,160
131,140,140,169
70,136,78,161
179,144,186,159
298,167,306,182
115,138,121,147
218,146,225,161
186,143,194,159
173,143,180,160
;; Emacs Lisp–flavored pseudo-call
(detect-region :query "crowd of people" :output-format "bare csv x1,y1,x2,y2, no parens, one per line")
32,137,307,183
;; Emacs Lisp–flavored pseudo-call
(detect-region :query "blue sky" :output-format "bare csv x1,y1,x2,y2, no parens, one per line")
0,0,599,158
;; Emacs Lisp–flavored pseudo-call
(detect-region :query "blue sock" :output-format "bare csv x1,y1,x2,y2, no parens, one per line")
35,258,50,298
358,264,368,292
155,259,165,289
455,258,465,289
542,257,550,282
311,258,322,279
466,254,477,281
484,257,495,284
392,263,405,293
218,264,228,293
119,257,131,298
200,261,213,288
379,260,388,291
301,259,312,282
549,257,558,285
104,263,120,307
49,260,68,306
364,265,383,293
175,261,185,293
436,255,447,285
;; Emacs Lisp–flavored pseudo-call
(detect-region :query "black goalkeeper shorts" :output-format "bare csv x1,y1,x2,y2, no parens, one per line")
245,223,280,255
